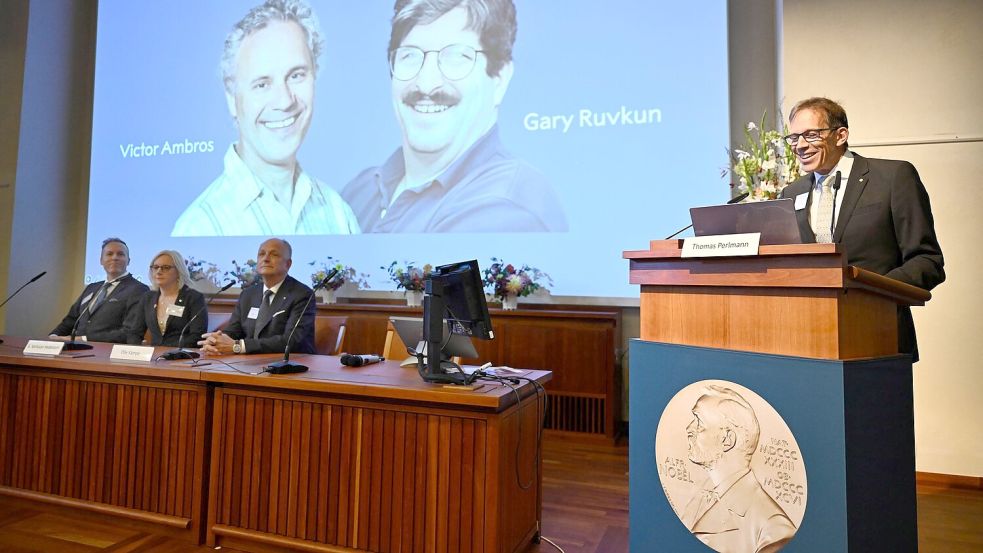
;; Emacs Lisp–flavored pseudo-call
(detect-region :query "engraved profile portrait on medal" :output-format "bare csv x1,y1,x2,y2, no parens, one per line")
655,380,807,553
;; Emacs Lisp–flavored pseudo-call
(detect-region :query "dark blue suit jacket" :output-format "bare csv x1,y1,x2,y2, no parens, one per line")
224,275,316,354
50,274,149,344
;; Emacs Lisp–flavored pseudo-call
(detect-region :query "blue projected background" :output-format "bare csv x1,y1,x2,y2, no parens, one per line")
86,0,729,298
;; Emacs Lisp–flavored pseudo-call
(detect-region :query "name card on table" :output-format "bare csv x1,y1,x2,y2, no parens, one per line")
110,344,155,362
24,340,65,356
681,233,760,258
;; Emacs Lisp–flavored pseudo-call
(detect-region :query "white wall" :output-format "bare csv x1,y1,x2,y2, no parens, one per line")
783,0,983,477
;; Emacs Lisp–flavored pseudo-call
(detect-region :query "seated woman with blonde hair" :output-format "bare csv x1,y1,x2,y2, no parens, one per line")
125,250,207,347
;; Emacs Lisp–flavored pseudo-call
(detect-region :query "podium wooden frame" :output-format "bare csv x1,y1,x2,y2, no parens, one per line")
624,240,930,360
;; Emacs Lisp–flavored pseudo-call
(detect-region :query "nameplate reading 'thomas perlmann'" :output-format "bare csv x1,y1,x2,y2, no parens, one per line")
681,233,760,258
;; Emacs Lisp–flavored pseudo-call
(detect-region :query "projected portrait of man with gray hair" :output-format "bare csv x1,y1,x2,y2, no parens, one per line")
342,0,568,233
173,0,360,237
681,385,797,553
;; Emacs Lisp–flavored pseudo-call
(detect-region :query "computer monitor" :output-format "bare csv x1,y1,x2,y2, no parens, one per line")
421,260,495,384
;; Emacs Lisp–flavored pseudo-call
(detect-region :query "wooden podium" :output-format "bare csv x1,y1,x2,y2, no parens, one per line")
625,240,929,360
624,240,930,552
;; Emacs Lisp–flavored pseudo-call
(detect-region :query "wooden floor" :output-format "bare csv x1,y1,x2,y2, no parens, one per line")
0,435,980,552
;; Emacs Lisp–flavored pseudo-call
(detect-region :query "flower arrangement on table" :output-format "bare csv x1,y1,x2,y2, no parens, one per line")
225,259,261,288
724,112,801,201
482,258,552,307
309,258,370,292
184,256,222,288
383,261,433,292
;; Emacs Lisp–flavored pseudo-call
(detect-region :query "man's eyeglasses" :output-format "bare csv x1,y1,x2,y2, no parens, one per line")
783,128,840,146
390,44,485,81
149,265,175,272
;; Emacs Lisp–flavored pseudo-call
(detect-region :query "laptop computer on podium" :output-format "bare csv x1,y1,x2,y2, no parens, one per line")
690,198,802,245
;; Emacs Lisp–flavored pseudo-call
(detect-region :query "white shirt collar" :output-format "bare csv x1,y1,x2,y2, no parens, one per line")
263,277,287,300
813,150,855,188
105,272,130,285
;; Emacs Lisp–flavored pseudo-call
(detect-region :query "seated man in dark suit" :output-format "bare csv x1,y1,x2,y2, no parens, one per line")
49,237,150,344
778,97,944,361
198,237,316,355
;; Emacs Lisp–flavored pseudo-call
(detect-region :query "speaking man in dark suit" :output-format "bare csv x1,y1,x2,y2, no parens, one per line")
199,237,315,355
778,97,945,361
49,237,149,344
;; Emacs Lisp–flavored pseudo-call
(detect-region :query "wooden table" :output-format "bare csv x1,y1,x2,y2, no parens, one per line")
211,299,620,440
0,336,550,553
0,337,209,542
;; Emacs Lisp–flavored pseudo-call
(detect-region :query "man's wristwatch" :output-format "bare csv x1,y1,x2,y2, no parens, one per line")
232,340,242,354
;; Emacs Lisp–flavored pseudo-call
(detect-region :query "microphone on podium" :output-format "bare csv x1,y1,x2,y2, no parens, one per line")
664,192,749,240
0,271,46,345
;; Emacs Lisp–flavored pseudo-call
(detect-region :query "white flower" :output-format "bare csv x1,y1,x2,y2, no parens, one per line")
746,122,757,131
761,159,777,171
735,149,751,161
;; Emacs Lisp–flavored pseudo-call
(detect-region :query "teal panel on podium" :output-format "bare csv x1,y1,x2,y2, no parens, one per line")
629,340,915,553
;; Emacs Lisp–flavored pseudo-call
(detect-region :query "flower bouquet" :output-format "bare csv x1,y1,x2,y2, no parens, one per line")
725,112,801,201
184,256,222,291
383,261,432,306
225,259,261,288
482,258,552,310
309,258,370,303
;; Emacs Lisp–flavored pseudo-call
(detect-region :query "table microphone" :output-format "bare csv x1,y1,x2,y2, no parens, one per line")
0,271,46,344
65,286,99,351
340,354,384,367
160,280,235,361
265,268,339,375
664,192,749,240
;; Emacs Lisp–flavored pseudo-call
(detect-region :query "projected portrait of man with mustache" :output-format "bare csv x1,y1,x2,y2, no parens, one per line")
172,0,360,237
342,0,568,233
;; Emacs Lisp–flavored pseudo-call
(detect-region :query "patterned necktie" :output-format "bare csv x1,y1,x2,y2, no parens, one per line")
88,282,110,313
814,174,835,243
254,289,274,338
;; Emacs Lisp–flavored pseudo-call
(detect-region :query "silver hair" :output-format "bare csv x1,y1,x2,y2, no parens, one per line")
148,250,193,292
220,0,323,93
263,237,293,260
